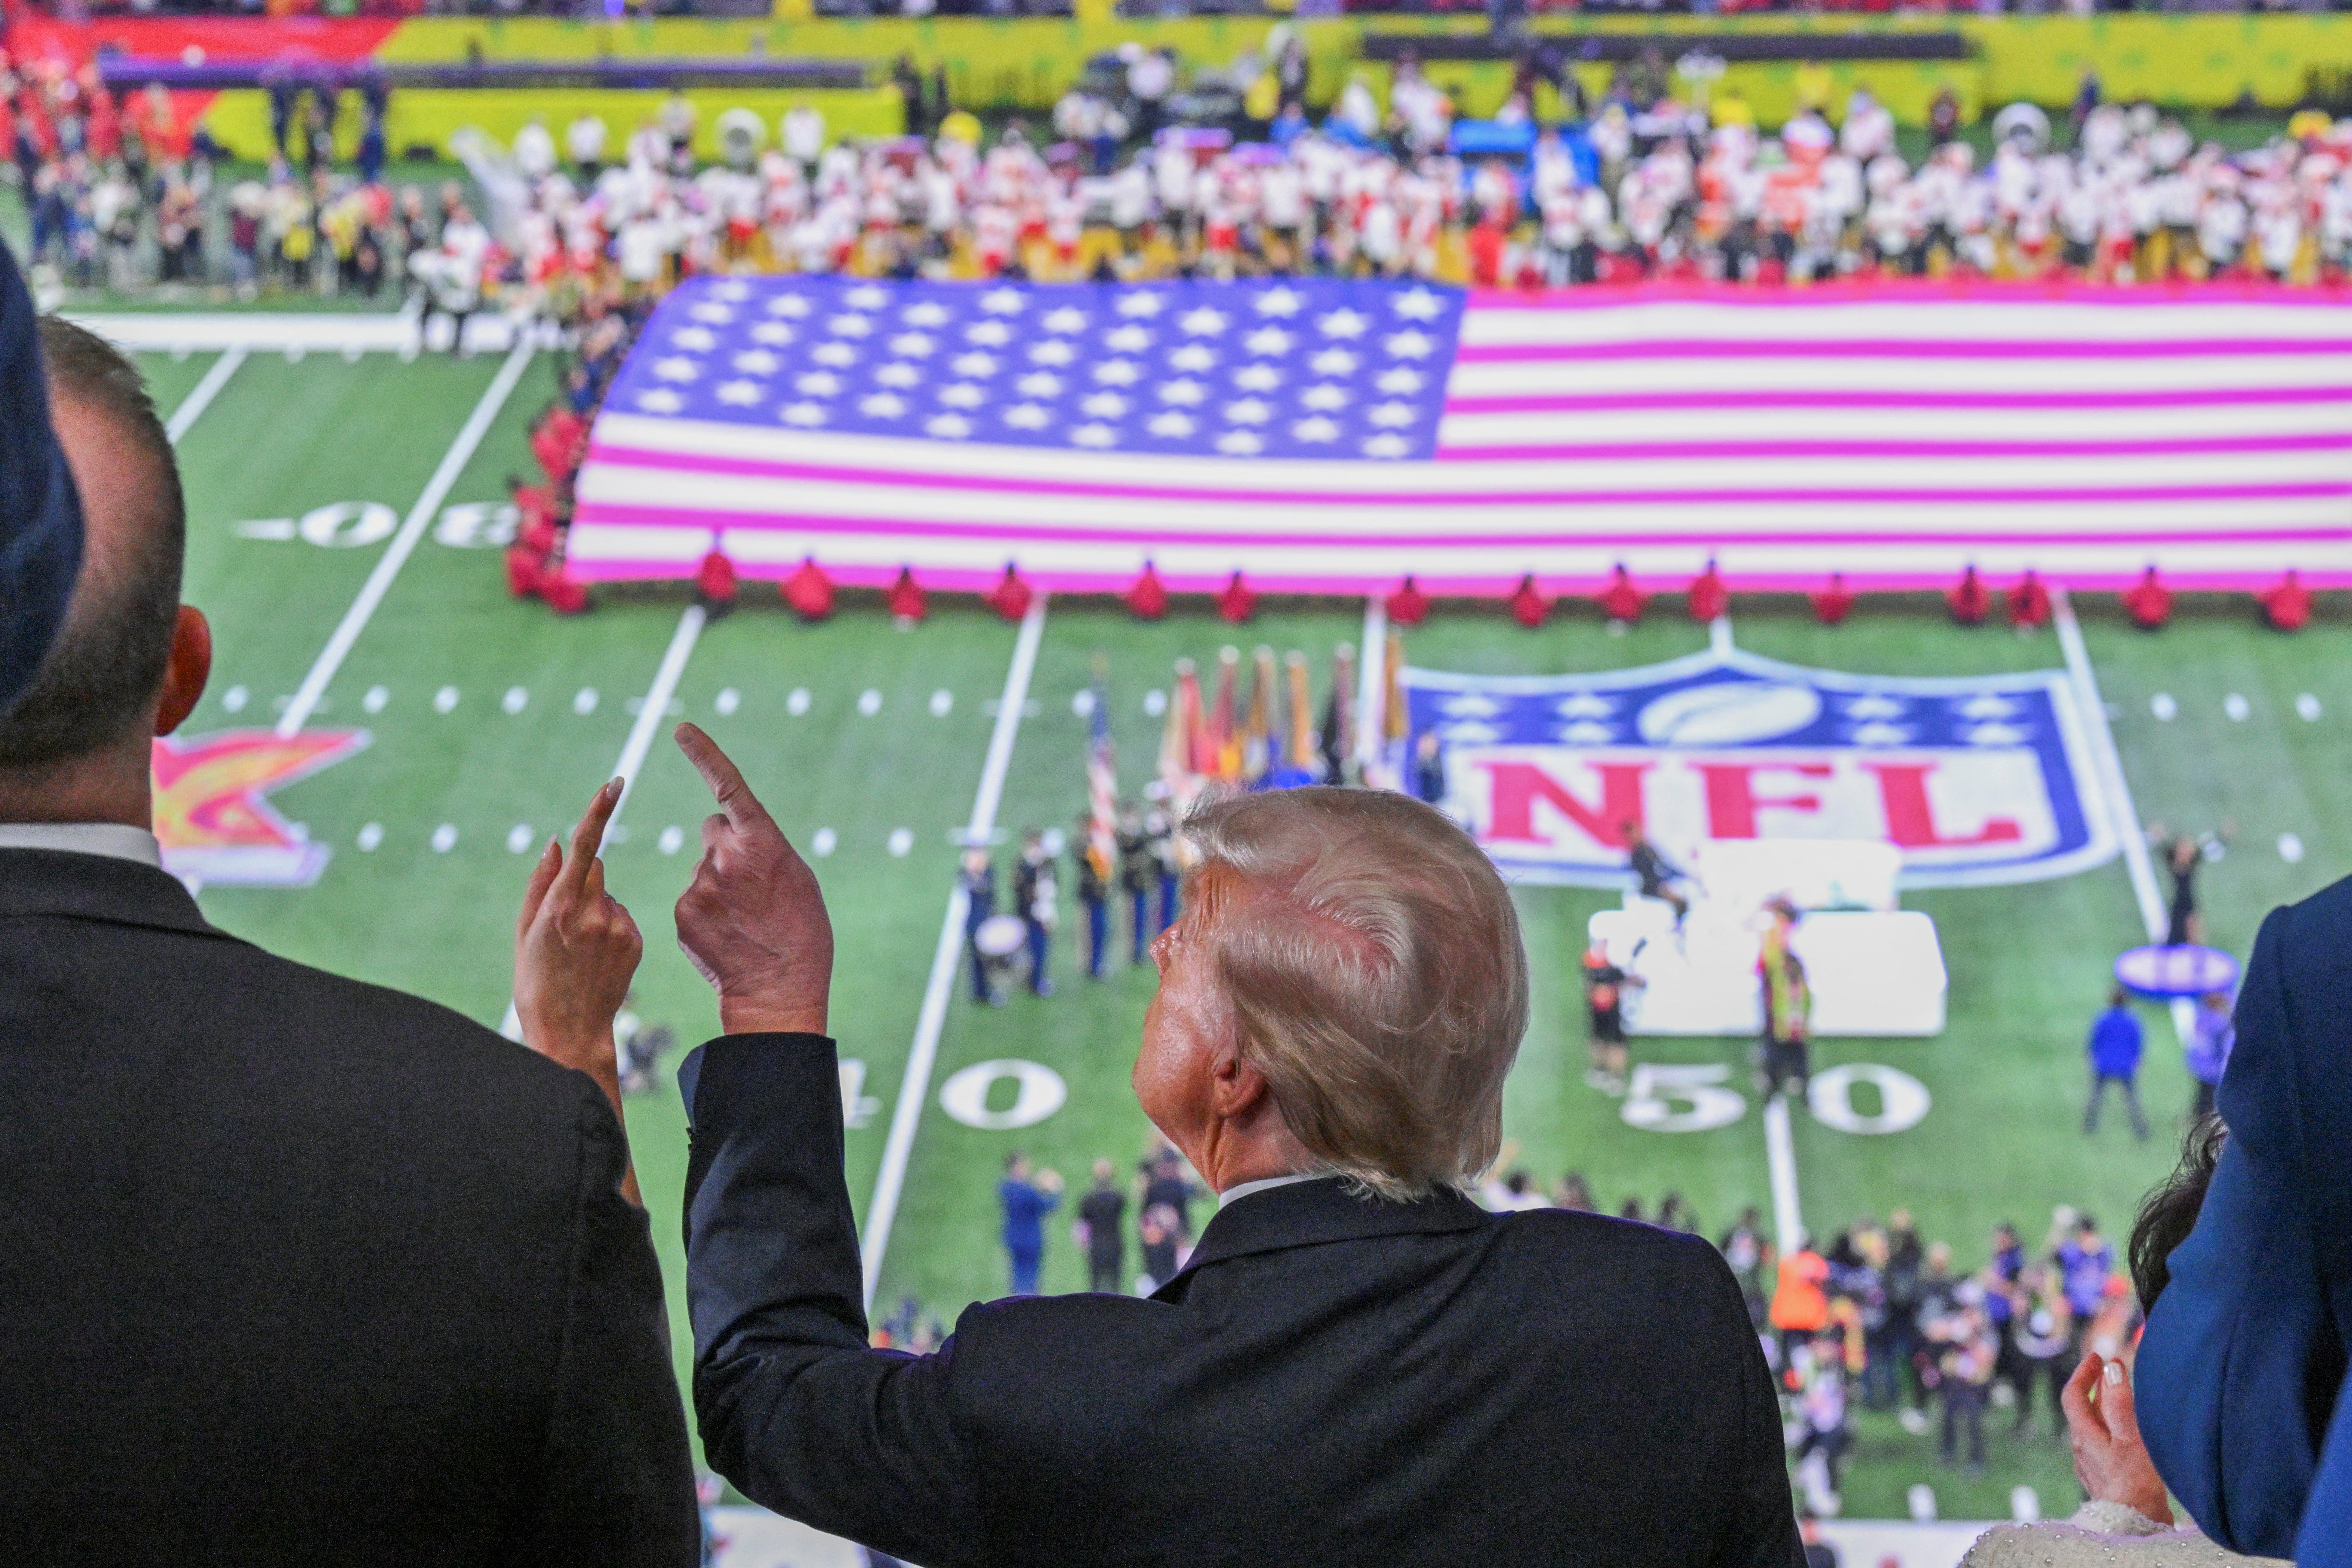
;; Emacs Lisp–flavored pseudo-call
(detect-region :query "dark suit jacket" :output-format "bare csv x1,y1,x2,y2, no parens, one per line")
2139,878,2352,1568
682,1032,1801,1568
0,848,699,1566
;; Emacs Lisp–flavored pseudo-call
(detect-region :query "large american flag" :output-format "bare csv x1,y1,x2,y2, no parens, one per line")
569,276,2352,594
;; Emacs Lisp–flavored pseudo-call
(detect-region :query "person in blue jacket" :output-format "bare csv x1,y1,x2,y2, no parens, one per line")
2137,879,2352,1568
0,238,84,717
2084,987,2148,1141
998,1152,1063,1297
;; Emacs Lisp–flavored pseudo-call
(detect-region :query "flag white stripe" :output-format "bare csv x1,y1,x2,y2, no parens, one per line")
578,464,2350,537
565,525,2352,586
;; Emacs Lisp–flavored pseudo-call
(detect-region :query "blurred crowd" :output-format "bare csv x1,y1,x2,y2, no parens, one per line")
455,58,2352,301
14,33,2352,307
1474,1177,2147,1513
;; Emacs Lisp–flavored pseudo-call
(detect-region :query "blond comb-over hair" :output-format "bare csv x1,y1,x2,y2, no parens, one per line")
1182,787,1528,1201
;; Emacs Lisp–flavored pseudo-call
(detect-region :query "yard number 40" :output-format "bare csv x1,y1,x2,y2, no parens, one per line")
1621,1062,1931,1136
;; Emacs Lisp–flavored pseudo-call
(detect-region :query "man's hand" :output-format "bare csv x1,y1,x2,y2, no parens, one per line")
2062,1352,2175,1527
673,722,834,1037
515,778,643,1187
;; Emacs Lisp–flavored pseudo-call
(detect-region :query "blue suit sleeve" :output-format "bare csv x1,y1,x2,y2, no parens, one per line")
2137,903,2343,1563
0,239,83,716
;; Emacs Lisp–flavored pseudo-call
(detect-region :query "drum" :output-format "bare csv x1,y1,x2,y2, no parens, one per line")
974,914,1028,959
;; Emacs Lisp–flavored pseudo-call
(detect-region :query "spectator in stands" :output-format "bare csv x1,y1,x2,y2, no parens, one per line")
1772,1232,1832,1370
2057,1215,2117,1338
1932,1301,2000,1475
2085,987,2150,1141
2184,990,2234,1122
1961,1118,2277,1564
0,240,81,714
998,1152,1063,1297
1138,1142,1204,1253
2138,879,2352,1566
645,772,1801,1565
1077,1158,1125,1295
0,316,696,1562
2007,1264,2074,1440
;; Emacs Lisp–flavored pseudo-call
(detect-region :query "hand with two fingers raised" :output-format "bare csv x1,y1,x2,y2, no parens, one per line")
672,722,835,1039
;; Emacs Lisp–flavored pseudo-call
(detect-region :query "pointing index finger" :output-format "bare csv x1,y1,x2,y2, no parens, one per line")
563,778,623,897
676,722,771,829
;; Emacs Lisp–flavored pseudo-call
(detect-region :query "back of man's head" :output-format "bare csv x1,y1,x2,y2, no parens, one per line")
0,318,184,772
1182,786,1529,1201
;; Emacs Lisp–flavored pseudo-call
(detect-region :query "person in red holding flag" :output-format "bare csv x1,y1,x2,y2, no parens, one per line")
1599,564,1646,623
2259,569,2312,631
2007,571,2051,632
2123,567,2172,630
1948,565,1991,626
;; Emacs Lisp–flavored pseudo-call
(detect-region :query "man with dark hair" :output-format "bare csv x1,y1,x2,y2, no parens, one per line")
0,240,84,716
0,317,698,1564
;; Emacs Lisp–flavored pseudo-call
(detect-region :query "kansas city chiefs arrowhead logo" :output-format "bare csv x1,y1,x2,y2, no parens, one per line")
151,728,370,887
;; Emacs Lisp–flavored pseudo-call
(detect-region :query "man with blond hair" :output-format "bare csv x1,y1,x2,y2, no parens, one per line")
527,751,1801,1568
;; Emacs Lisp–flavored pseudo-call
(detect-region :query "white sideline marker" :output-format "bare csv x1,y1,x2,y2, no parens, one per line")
860,595,1049,1307
498,602,707,1042
2053,589,2194,1043
164,345,247,445
276,341,536,738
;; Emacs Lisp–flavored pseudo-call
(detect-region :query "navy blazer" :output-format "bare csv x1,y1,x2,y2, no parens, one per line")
682,1031,1801,1568
0,238,83,714
2138,878,2352,1566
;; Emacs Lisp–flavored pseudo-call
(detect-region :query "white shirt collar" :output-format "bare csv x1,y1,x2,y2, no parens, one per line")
1218,1172,1325,1210
0,823,164,869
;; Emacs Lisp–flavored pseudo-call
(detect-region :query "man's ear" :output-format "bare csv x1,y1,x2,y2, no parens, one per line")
154,605,210,738
1210,1040,1272,1121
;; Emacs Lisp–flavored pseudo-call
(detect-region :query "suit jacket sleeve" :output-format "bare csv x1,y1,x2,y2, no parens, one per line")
680,1033,986,1568
1704,1241,1806,1568
2137,904,2342,1562
521,1079,702,1568
0,238,82,716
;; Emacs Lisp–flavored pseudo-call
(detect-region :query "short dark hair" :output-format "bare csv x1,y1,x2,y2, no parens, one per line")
0,317,185,769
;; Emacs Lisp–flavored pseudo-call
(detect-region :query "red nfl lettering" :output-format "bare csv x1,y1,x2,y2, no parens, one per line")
1476,759,1651,846
1864,761,2024,849
1695,762,1835,839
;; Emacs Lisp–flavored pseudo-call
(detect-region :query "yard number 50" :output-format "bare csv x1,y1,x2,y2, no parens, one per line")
1622,1061,1931,1136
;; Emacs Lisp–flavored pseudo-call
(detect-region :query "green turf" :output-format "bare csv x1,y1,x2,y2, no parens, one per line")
154,347,2348,1521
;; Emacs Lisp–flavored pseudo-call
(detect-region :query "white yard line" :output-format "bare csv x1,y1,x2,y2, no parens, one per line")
1709,615,1735,655
164,346,245,445
498,602,707,1042
608,605,709,832
1762,1093,1806,1251
1355,596,1386,776
2052,588,2195,1039
860,595,1049,1307
275,341,535,737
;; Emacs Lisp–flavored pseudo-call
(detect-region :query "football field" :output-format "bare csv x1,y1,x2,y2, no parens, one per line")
138,334,2352,1524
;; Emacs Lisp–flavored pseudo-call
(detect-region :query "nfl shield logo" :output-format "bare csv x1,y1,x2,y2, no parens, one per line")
1406,648,2117,890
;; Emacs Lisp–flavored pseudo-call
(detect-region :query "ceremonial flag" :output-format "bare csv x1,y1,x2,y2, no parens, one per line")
573,275,2352,594
1085,667,1118,886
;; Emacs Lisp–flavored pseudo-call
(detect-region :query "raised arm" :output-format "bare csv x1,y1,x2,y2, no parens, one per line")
669,725,986,1565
